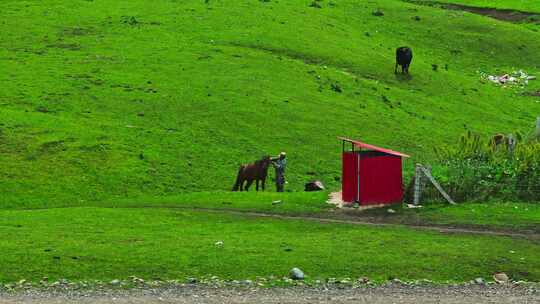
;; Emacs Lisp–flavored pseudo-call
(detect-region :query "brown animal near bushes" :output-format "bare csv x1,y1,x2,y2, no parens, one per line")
232,156,272,191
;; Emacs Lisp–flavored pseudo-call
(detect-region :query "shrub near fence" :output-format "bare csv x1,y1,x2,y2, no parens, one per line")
434,131,540,202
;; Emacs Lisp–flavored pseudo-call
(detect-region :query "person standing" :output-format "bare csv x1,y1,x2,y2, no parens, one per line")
272,152,287,192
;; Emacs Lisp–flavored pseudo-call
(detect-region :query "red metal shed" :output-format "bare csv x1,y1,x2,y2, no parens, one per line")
339,137,410,205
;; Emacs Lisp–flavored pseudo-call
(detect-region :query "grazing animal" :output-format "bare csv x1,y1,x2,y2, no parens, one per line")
232,156,272,192
395,47,413,74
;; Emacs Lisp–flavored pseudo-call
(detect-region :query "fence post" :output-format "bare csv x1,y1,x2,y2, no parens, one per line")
418,165,456,205
507,133,516,153
413,164,423,205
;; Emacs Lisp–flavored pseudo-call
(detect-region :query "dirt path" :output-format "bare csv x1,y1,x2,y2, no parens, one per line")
405,0,539,22
1,285,538,304
14,205,539,240
130,205,540,240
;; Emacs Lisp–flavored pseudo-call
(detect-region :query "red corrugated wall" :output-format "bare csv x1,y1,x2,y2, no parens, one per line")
358,155,403,204
342,152,358,202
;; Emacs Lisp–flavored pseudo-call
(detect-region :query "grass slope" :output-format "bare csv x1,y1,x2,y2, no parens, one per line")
1,0,540,205
0,207,538,283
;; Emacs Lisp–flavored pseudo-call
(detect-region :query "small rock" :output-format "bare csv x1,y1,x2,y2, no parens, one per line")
387,208,396,214
474,277,485,284
304,180,325,192
290,267,305,280
493,272,510,284
357,277,370,284
272,200,282,205
215,240,223,247
187,277,198,284
110,279,121,286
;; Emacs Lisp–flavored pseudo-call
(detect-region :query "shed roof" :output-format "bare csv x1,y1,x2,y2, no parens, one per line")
339,137,410,158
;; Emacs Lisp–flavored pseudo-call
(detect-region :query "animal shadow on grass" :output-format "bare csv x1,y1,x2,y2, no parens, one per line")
395,73,412,81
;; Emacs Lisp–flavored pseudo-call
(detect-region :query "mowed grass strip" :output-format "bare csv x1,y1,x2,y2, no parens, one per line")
5,191,539,232
114,193,540,232
356,201,540,232
1,191,332,216
404,202,540,231
0,207,537,283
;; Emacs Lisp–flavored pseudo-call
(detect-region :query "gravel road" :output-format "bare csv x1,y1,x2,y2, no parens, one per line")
0,285,538,304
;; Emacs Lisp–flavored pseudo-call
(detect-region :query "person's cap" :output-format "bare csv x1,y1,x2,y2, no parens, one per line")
280,152,286,157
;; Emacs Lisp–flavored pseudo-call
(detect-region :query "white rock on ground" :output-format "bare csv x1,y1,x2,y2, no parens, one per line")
493,273,510,284
290,268,305,280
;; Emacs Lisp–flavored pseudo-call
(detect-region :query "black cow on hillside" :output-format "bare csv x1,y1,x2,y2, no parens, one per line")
395,47,413,74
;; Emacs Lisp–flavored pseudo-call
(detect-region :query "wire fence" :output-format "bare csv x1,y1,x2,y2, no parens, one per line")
402,163,540,204
414,182,540,204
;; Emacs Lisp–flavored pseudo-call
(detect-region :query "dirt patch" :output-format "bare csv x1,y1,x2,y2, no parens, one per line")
406,1,540,23
61,26,94,37
46,42,81,51
327,191,389,211
228,42,325,65
525,91,540,97
327,191,346,207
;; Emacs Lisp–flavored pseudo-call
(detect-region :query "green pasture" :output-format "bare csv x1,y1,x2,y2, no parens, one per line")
0,207,538,283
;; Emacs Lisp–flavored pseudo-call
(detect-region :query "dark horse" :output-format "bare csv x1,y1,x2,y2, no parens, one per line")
232,156,272,191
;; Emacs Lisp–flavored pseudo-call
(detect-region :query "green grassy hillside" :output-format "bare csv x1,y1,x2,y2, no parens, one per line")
1,0,540,206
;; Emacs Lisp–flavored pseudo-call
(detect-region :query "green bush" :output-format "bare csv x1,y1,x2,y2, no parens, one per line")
435,131,540,202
